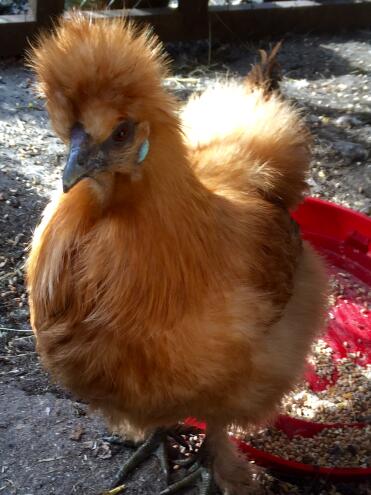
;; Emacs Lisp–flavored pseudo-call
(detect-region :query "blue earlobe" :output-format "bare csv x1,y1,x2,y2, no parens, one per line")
138,139,150,163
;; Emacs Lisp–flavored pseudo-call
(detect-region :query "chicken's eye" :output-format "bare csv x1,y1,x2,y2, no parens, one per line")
113,122,131,142
114,129,126,142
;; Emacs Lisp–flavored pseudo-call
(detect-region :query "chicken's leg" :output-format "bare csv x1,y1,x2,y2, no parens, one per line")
109,424,220,494
160,437,219,495
110,428,169,488
165,425,260,495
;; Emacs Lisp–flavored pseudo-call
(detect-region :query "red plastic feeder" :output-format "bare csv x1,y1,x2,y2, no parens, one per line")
190,198,371,480
243,198,371,479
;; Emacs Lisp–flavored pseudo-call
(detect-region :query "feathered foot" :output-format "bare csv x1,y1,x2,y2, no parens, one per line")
161,433,219,495
109,424,258,495
161,465,217,494
108,424,220,494
110,428,169,488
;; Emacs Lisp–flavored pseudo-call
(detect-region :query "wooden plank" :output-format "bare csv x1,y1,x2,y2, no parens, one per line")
0,0,64,57
29,0,65,26
178,0,208,39
1,0,370,57
0,13,34,24
87,8,184,41
90,1,209,40
85,0,371,41
123,1,170,6
178,0,208,17
2,0,109,59
0,15,36,57
209,0,371,40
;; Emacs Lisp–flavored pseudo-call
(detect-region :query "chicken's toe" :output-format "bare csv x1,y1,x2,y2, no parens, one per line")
160,465,219,495
110,427,167,488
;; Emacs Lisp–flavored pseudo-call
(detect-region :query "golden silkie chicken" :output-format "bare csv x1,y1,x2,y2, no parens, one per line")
27,14,327,495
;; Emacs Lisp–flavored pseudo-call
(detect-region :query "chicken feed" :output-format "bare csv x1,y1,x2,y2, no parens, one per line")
245,424,370,468
242,265,370,469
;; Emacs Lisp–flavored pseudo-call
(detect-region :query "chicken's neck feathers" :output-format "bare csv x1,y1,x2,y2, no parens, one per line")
29,127,228,332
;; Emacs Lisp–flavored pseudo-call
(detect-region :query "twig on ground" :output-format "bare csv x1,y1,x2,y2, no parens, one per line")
0,327,32,333
0,352,37,358
102,485,126,495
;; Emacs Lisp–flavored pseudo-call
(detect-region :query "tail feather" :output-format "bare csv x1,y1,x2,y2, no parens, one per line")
246,41,282,94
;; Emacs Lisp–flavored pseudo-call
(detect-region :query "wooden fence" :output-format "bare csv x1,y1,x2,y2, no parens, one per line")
0,0,371,57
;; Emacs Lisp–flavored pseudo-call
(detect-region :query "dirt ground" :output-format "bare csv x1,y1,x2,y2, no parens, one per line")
0,29,370,495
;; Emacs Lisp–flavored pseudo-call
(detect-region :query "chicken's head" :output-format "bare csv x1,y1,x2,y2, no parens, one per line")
61,114,150,193
28,13,177,194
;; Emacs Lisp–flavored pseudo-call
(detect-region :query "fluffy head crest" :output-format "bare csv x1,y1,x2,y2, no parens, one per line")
28,13,173,140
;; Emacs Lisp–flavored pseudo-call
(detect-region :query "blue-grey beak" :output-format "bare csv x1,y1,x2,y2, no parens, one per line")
63,123,92,193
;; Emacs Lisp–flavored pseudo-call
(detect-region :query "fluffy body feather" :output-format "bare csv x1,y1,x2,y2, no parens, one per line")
27,15,327,492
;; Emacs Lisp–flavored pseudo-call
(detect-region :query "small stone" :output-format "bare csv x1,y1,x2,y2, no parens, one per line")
359,202,371,216
5,196,19,207
69,426,85,442
332,140,368,163
335,115,362,127
96,442,112,460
